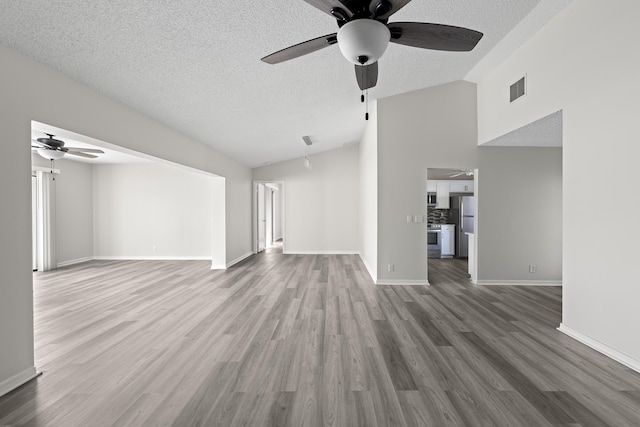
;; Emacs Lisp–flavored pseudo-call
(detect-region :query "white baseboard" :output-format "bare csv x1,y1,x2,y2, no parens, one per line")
476,280,562,286
221,251,254,269
0,366,41,398
376,279,430,286
558,323,640,374
57,257,93,267
358,254,377,284
283,251,360,255
93,256,211,261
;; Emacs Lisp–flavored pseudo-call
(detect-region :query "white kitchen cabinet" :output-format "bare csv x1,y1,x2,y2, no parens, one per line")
449,180,474,193
440,224,455,257
436,181,450,209
426,180,437,192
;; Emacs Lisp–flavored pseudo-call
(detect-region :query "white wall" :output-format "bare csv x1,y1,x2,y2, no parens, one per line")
0,43,251,396
92,163,220,260
377,81,479,284
477,147,562,283
477,0,640,367
253,145,360,254
359,101,378,282
53,158,94,266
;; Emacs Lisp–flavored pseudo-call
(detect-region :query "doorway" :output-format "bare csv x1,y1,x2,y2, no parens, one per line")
254,181,284,253
31,167,59,272
426,168,478,284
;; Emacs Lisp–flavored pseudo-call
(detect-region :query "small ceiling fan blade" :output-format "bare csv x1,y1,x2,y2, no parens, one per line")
64,147,104,153
389,22,483,52
370,0,412,19
262,33,338,64
66,150,98,159
355,62,378,90
450,172,464,177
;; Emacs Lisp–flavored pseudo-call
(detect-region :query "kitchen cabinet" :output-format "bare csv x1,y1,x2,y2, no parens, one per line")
449,180,474,193
436,181,450,209
427,180,437,192
440,224,455,257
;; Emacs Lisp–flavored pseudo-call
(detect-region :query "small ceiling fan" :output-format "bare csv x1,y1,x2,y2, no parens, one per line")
450,169,474,178
31,134,104,160
261,0,483,91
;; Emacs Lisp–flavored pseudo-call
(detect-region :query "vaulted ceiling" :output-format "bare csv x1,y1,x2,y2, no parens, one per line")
2,1,566,167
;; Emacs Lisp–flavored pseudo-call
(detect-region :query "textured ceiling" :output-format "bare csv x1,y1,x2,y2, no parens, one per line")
482,110,563,147
2,0,553,167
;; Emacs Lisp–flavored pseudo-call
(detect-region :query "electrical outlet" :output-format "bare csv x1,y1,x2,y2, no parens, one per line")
529,264,536,273
153,245,157,253
388,264,394,272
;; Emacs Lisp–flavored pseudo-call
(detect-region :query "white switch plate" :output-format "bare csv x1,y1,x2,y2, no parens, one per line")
414,215,424,223
406,215,413,223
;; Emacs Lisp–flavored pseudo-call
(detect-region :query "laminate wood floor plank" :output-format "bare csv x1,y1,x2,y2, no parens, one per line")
1,254,639,425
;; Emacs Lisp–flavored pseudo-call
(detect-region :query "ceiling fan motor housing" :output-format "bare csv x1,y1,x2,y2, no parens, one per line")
337,19,391,65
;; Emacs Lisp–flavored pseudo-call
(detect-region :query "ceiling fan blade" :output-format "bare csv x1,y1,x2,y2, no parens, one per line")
370,0,412,19
66,150,98,159
450,172,464,177
262,33,338,64
64,147,104,153
388,22,483,52
355,62,378,90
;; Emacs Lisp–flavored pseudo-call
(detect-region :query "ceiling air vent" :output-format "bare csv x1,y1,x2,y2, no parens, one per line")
510,76,526,102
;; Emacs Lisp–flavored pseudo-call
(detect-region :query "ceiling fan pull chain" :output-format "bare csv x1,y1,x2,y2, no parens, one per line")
365,89,369,121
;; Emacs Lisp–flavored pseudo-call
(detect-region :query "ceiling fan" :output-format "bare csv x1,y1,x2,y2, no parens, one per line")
32,134,104,160
261,0,483,91
450,169,474,178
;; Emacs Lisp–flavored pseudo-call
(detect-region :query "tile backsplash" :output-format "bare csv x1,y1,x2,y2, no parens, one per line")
427,209,449,224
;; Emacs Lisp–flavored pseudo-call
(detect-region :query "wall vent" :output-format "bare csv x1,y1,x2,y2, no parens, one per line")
510,76,526,102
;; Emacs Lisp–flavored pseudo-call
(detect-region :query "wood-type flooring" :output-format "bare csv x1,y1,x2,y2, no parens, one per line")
1,250,640,426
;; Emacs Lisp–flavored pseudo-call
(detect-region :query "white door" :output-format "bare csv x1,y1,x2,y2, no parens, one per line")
32,175,37,271
257,183,266,252
265,187,273,246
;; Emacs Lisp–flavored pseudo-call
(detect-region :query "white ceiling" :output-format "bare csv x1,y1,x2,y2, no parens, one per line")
2,1,568,168
427,168,475,181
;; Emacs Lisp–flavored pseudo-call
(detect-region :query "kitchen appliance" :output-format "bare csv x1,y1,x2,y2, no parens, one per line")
440,224,455,257
427,193,437,207
448,195,474,258
427,224,441,259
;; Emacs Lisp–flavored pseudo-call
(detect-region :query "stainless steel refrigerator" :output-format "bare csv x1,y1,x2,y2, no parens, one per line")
448,196,475,258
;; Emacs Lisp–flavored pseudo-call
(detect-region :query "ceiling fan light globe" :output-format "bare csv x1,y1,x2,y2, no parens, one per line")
37,148,65,160
337,19,390,65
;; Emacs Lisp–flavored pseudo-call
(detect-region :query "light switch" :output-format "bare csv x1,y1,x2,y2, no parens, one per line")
414,215,424,223
406,215,413,223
